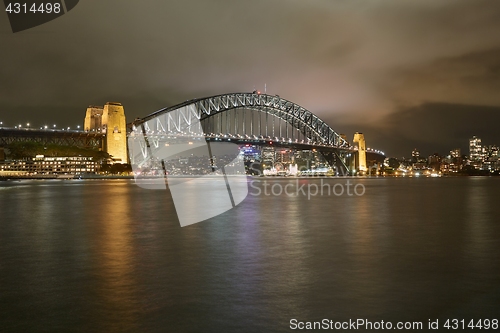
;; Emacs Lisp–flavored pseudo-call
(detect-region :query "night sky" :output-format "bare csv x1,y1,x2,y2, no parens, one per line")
1,0,500,157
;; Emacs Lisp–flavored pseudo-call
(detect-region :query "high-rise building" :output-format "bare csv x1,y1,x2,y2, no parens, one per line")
450,149,461,158
261,147,275,168
469,136,483,169
428,153,442,171
469,136,482,161
411,148,420,163
483,145,499,171
486,145,499,158
448,149,463,172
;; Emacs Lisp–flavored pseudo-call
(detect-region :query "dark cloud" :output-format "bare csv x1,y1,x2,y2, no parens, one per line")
331,103,500,157
1,0,500,156
381,48,500,110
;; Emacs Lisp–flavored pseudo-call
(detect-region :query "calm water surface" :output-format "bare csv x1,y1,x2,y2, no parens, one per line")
0,177,499,332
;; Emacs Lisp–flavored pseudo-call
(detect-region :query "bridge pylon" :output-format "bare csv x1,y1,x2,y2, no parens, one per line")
353,132,367,174
84,102,128,163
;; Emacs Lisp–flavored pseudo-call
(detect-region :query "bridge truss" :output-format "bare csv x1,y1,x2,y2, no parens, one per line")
0,128,104,149
136,93,350,148
129,93,360,174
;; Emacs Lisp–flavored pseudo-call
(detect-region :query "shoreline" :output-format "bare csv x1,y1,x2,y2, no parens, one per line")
2,174,499,181
0,175,135,181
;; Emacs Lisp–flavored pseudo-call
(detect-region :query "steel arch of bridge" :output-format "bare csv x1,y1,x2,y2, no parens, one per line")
135,93,349,148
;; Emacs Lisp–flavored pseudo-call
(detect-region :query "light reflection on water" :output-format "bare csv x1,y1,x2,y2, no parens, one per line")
0,178,499,332
89,185,139,331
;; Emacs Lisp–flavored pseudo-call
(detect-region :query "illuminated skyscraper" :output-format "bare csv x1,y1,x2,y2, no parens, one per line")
483,145,499,171
469,136,483,169
449,149,463,172
411,148,420,163
469,136,482,161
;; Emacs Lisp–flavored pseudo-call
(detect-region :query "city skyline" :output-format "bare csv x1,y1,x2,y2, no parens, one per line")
1,1,500,156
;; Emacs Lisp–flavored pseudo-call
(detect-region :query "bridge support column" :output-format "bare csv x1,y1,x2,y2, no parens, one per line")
353,132,367,175
103,102,128,163
84,102,128,163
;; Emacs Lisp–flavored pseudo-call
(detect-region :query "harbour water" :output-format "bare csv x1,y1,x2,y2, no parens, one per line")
1,177,499,332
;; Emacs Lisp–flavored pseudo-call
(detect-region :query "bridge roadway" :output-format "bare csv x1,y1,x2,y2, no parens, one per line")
202,133,384,155
0,127,384,156
0,128,384,169
0,127,104,149
125,133,386,178
169,133,385,169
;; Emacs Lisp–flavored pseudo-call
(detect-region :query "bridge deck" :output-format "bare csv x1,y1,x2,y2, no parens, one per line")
0,128,104,149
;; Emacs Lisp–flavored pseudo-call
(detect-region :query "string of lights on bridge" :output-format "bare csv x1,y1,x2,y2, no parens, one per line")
0,121,385,155
0,121,83,132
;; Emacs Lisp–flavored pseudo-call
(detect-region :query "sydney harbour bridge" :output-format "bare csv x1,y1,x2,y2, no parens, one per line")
128,92,385,176
0,92,385,175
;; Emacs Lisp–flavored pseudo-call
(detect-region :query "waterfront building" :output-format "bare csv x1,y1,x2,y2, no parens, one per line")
428,153,442,172
0,155,98,177
447,149,463,173
483,145,500,171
